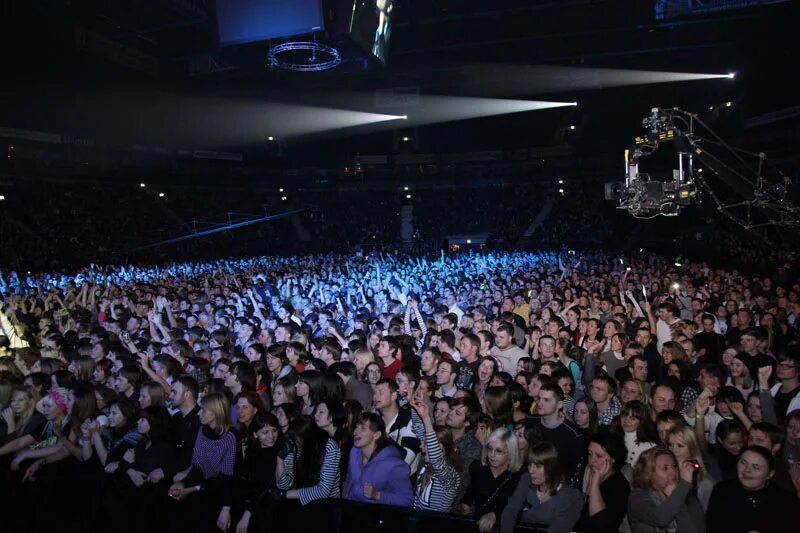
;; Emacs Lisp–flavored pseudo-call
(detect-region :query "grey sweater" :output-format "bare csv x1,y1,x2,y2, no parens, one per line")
627,481,705,533
500,472,583,533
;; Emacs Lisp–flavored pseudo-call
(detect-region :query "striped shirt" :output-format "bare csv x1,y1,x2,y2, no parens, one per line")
277,438,341,506
190,427,236,479
411,411,462,512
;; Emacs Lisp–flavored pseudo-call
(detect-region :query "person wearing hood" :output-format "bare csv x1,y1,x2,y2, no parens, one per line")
343,411,412,506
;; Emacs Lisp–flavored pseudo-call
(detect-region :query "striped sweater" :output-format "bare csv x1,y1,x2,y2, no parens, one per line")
277,438,341,506
411,411,462,512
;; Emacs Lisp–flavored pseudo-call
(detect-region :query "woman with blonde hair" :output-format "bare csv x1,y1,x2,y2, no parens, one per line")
627,447,705,533
169,393,234,493
461,427,523,533
0,385,44,456
667,424,718,510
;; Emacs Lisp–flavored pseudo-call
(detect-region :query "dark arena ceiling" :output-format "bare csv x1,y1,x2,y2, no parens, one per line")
0,0,797,183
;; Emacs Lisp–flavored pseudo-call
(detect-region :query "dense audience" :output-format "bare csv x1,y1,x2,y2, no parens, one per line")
1,249,799,533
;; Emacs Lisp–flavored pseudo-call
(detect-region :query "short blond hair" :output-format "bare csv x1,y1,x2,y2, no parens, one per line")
482,427,523,472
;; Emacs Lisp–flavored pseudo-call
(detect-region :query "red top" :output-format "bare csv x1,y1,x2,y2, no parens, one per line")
381,358,403,380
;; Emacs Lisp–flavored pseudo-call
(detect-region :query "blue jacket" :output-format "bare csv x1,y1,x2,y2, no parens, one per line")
343,444,413,507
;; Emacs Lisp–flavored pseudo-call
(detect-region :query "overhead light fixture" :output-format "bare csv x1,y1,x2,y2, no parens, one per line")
402,137,410,142
159,193,165,197
558,188,565,194
467,239,472,244
281,196,287,201
725,101,732,107
0,195,5,201
727,72,736,79
268,136,275,141
279,188,284,192
405,194,411,199
139,183,146,188
569,125,576,130
558,179,564,184
403,186,409,191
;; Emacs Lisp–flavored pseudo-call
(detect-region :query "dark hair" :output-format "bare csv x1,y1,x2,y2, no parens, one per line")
589,429,628,470
231,361,257,392
615,400,658,444
740,445,776,472
592,373,618,395
450,396,482,428
375,378,399,394
356,412,393,460
750,422,784,448
717,385,746,407
527,441,564,494
175,376,200,400
539,382,565,402
716,419,746,443
109,396,139,435
484,386,513,427
141,405,174,442
250,411,281,438
286,415,329,489
328,361,358,380
297,370,324,405
69,381,98,429
321,374,346,405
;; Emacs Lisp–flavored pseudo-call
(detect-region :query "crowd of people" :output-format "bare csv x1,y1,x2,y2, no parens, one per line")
1,249,799,533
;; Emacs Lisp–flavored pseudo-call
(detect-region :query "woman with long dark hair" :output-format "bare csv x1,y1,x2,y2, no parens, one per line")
106,405,175,532
501,441,583,533
273,414,341,505
217,412,283,533
343,412,412,506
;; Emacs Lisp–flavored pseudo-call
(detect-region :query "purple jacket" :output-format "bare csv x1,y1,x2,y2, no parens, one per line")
343,444,412,507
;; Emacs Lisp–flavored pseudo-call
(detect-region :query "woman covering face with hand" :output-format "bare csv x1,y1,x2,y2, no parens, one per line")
577,430,631,533
627,447,705,533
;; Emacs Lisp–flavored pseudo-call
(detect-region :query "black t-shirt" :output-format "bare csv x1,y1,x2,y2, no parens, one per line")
577,470,630,533
525,416,587,487
15,412,47,442
774,384,800,424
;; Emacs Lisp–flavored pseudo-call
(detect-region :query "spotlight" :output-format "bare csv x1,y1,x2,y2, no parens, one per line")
727,72,736,79
698,168,704,173
402,137,411,142
404,186,409,191
569,125,576,131
268,136,275,141
159,193,165,197
558,188,565,194
281,196,287,201
139,183,146,188
402,115,408,119
279,188,284,192
405,194,411,199
467,239,472,244
558,179,564,184
0,195,5,201
725,101,732,107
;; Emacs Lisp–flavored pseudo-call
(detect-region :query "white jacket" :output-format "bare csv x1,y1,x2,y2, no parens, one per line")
771,382,800,417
